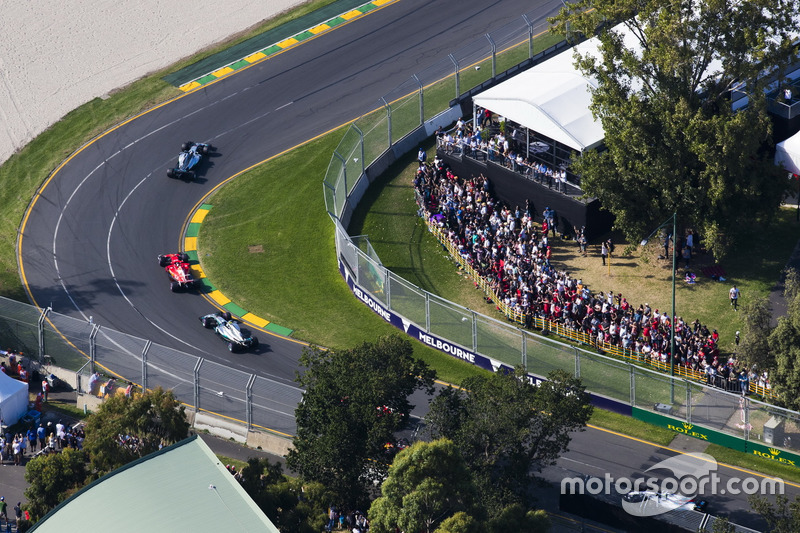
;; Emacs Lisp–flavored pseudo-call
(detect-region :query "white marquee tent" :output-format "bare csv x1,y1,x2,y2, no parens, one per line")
472,25,631,153
0,371,28,426
472,21,731,154
776,130,800,175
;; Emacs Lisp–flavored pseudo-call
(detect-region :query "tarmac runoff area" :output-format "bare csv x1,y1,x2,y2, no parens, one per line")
0,0,305,166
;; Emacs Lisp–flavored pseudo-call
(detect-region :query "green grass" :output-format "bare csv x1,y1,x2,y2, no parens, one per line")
216,454,249,473
1,0,797,483
705,443,800,484
0,0,344,304
589,408,676,446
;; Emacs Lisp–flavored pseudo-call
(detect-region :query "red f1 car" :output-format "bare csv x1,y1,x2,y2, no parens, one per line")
158,253,197,292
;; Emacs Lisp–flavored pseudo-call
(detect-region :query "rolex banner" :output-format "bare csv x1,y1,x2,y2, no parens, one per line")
632,407,800,468
632,407,747,452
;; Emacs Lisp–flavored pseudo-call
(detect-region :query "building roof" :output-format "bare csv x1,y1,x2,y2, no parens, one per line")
29,435,279,533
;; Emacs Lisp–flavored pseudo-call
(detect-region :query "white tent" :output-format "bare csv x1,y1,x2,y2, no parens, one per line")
0,371,29,426
472,24,637,152
473,21,731,153
776,130,800,175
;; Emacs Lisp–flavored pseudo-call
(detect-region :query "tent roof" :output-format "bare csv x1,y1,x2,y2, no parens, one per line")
776,130,800,175
0,370,27,399
30,436,279,533
474,30,610,152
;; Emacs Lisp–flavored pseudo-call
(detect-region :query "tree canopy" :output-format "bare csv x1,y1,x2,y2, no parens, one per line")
767,269,800,409
369,439,478,533
24,447,87,520
425,368,593,515
750,494,800,533
286,334,436,509
82,387,189,475
550,0,797,259
238,457,332,533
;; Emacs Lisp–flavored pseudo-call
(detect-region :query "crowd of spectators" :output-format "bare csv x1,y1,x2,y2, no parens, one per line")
413,157,767,392
436,115,570,193
325,506,369,532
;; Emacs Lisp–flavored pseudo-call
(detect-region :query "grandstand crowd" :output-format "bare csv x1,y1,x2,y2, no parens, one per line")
413,154,770,394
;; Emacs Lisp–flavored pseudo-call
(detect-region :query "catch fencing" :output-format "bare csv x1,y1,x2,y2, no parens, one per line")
321,9,800,462
0,297,301,438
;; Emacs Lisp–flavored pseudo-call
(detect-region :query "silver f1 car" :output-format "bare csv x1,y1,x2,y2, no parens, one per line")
200,311,259,352
167,141,213,180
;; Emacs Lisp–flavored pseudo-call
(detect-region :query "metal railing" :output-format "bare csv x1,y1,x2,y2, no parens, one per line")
0,298,301,438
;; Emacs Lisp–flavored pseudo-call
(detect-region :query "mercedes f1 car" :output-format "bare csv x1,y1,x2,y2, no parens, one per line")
200,311,259,352
167,141,213,180
158,253,196,292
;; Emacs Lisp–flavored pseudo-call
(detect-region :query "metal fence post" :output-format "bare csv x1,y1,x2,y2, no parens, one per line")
246,374,256,430
332,150,347,199
425,293,430,332
485,34,496,78
352,123,365,176
89,324,99,373
630,364,635,407
686,381,692,424
413,74,424,126
522,14,534,59
141,340,151,392
744,397,750,441
521,331,527,370
381,97,392,147
37,307,51,364
471,311,478,353
385,267,392,310
448,54,459,98
193,359,203,412
574,347,580,379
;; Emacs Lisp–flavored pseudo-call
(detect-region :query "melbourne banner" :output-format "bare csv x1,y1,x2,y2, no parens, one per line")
341,260,632,415
340,260,536,379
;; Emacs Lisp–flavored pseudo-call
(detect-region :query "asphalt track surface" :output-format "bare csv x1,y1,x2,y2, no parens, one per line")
19,0,559,423
16,0,795,526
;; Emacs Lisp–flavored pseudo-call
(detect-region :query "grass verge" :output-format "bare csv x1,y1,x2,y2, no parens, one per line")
588,408,676,446
705,443,800,485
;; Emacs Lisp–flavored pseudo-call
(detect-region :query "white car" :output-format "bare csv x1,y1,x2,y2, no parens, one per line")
621,490,705,517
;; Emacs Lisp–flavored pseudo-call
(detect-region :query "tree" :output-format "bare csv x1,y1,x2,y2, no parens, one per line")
286,334,436,509
738,295,774,371
24,448,87,520
550,0,797,259
486,504,550,533
750,494,800,533
426,368,593,515
237,457,332,533
369,439,479,533
768,269,800,409
83,387,189,475
434,512,481,533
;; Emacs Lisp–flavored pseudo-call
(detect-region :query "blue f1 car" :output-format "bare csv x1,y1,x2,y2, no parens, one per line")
167,141,213,179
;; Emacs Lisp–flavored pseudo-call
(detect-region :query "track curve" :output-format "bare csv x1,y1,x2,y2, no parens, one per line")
18,0,559,406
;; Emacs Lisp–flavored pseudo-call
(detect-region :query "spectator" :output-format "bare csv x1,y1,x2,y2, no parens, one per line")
413,161,732,386
88,371,101,395
729,285,740,311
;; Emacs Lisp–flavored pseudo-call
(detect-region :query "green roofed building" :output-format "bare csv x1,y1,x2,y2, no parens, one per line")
29,435,279,532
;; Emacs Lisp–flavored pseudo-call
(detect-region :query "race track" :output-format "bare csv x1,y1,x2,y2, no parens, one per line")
18,0,559,428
